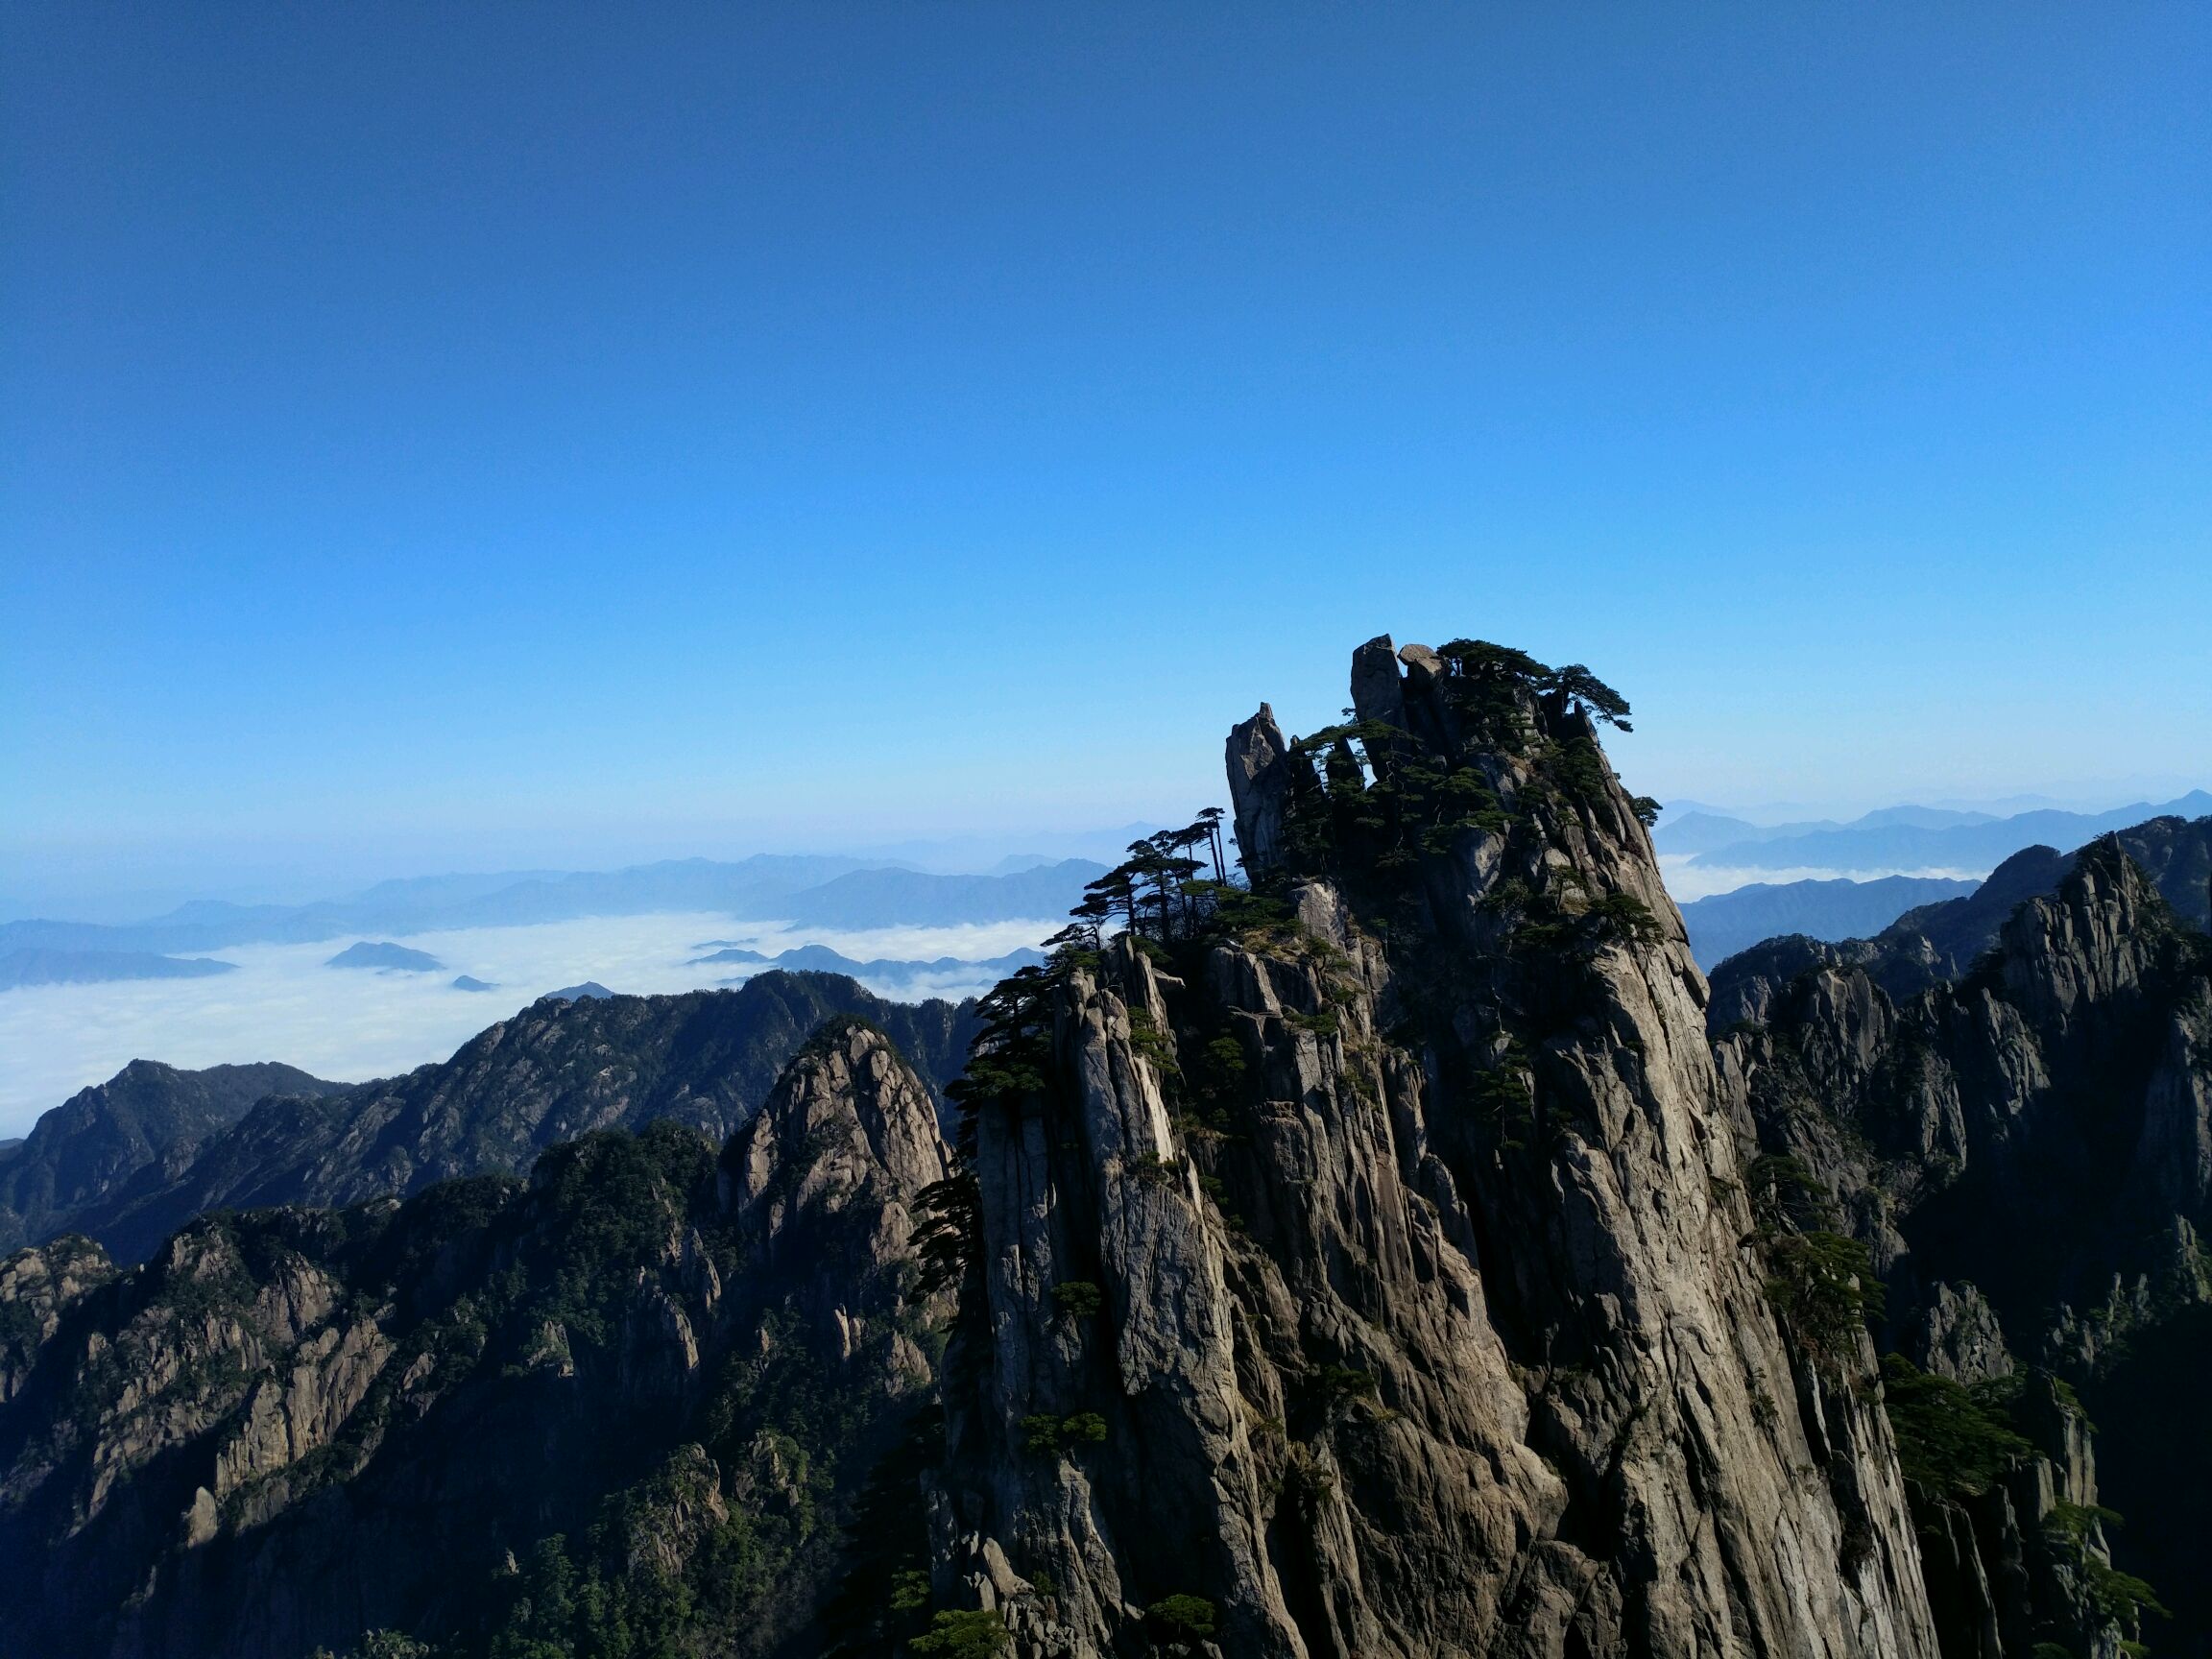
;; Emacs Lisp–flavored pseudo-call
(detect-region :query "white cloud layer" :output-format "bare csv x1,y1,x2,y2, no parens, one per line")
0,912,1056,1138
1657,857,1994,903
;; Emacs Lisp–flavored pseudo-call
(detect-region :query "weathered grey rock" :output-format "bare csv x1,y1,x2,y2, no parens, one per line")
1395,639,1444,688
726,1017,952,1368
938,640,1940,1658
1348,633,1405,728
1912,1281,2013,1384
1225,703,1292,878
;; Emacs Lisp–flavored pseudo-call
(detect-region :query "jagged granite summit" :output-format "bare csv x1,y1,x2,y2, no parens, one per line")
1719,836,2212,1651
935,636,1935,1657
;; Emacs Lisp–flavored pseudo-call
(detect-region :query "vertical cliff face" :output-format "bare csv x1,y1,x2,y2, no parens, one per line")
1723,839,2212,1656
935,637,1937,1658
0,1022,953,1659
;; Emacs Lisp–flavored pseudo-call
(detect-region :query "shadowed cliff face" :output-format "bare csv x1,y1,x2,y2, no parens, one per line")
933,637,1937,1658
1724,841,2212,1656
0,1061,349,1256
0,1021,951,1659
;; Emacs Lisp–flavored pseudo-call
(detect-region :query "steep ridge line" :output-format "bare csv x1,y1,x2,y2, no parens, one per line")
928,635,1936,1657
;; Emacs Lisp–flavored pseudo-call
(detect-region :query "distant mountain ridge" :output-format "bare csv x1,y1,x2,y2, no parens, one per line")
1659,789,2212,874
1659,804,2002,855
1706,816,2212,1030
23,970,976,1264
1677,874,1978,969
326,940,444,972
0,1061,349,1253
690,942,1047,979
771,859,1107,926
0,854,1109,957
0,949,238,990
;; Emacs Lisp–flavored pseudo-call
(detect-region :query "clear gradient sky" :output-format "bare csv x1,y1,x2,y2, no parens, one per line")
4,4,2207,912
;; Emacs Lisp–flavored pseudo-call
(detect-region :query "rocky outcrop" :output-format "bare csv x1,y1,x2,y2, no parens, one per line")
0,1022,958,1659
934,637,1939,1658
1907,1368,2120,1659
1911,1282,2011,1384
724,1017,952,1386
0,1232,114,1401
1225,704,1292,879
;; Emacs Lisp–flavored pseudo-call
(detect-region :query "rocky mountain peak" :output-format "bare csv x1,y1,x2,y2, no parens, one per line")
934,635,1936,1658
729,1017,952,1216
724,1018,953,1370
1996,835,2174,1029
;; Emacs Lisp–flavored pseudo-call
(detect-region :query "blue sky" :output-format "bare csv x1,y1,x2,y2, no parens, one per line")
4,3,2207,911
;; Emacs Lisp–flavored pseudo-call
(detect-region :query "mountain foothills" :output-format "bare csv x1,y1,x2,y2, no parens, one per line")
2,635,2208,1659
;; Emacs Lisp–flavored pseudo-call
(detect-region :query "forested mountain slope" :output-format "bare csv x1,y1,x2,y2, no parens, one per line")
0,1022,952,1659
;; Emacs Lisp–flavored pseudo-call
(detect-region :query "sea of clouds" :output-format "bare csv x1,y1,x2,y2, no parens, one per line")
1656,856,1993,903
0,912,1057,1137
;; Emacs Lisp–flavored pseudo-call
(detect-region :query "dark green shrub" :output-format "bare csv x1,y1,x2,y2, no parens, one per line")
911,1608,1010,1657
1144,1594,1219,1640
890,1570,930,1613
1312,1363,1378,1404
1878,1355,2031,1498
1763,1231,1882,1365
2045,1503,2169,1626
1022,1411,1109,1454
1051,1280,1103,1318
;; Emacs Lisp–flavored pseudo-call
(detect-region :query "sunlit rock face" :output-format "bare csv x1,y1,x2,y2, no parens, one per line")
936,637,1938,1658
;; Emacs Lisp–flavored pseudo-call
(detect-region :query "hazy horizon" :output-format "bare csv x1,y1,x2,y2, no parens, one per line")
10,778,2211,927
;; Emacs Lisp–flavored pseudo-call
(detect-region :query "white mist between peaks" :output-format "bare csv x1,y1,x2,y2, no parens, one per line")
1657,857,1995,904
0,913,1057,1139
